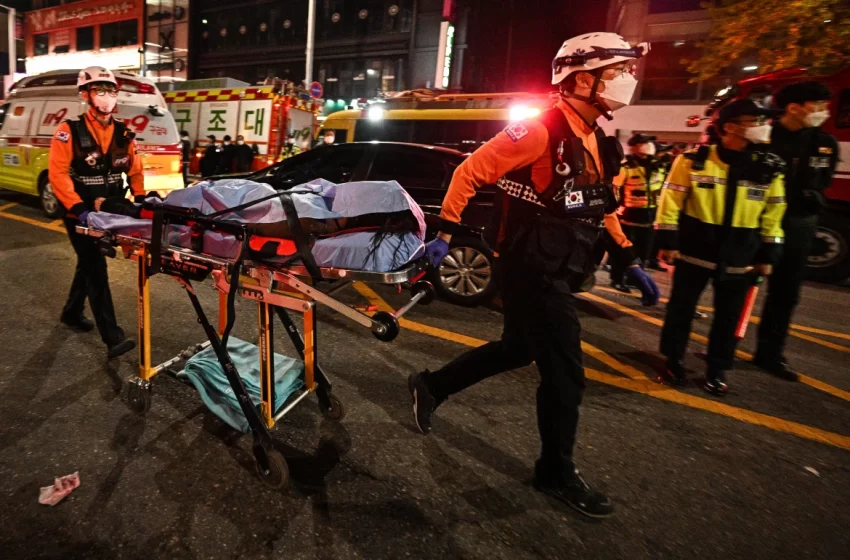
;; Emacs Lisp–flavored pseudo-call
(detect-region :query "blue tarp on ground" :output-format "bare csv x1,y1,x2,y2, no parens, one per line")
177,337,305,433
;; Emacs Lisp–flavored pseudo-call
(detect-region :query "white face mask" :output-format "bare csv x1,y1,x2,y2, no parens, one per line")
237,140,244,145
92,95,117,115
803,110,829,128
744,124,773,144
636,143,656,156
597,73,638,111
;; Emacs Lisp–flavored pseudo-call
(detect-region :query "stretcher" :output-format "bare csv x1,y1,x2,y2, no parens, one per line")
76,201,434,489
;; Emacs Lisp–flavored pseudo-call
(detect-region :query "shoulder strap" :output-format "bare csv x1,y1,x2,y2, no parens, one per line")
66,117,96,151
112,120,135,149
684,144,711,171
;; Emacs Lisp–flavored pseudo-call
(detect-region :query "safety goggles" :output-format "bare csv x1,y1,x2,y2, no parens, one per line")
552,42,650,70
91,85,119,97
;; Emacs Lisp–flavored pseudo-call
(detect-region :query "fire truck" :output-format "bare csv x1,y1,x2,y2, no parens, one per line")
163,80,323,174
697,67,850,283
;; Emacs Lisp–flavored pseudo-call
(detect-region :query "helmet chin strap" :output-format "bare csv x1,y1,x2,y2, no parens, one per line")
560,74,615,121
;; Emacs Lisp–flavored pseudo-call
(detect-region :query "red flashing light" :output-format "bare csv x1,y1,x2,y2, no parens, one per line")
116,78,157,95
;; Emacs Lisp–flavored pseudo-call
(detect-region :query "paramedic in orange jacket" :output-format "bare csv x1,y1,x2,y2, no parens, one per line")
50,67,143,359
407,34,658,519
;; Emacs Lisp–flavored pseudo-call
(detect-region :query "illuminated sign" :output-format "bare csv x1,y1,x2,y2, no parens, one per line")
435,22,455,89
27,0,141,34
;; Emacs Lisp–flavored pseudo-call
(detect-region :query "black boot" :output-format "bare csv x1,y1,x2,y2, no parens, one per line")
107,338,136,359
408,370,440,434
659,358,687,387
61,314,95,333
703,369,729,396
753,354,799,382
534,463,614,519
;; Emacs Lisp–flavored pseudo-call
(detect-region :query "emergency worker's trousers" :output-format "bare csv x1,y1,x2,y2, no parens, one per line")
425,256,585,475
62,218,126,346
757,214,818,362
660,261,750,372
609,223,656,283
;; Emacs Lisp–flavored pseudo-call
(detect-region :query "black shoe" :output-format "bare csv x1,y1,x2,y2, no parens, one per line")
107,338,136,359
703,370,729,396
61,314,95,333
659,359,687,387
611,282,633,294
753,355,799,382
534,467,614,519
408,370,438,434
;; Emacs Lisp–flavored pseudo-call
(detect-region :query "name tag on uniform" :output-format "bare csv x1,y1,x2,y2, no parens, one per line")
697,182,715,189
747,188,767,202
809,156,830,169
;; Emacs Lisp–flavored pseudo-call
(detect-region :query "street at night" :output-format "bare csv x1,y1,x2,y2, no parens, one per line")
1,193,848,559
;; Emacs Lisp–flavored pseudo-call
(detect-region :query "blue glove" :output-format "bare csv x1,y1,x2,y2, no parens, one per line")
424,238,450,267
626,266,660,306
77,211,90,226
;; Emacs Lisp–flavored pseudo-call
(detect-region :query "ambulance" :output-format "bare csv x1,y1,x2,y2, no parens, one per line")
0,70,184,218
163,80,323,174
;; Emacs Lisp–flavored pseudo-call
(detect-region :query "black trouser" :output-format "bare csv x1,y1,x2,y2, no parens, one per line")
182,160,191,185
660,261,750,373
756,214,818,363
62,218,125,346
425,256,585,475
609,223,655,283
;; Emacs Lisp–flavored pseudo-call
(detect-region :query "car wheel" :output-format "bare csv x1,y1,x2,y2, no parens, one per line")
807,210,850,283
432,236,495,306
39,177,63,219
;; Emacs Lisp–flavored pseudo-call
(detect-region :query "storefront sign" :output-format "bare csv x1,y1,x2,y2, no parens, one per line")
28,0,142,34
434,22,455,89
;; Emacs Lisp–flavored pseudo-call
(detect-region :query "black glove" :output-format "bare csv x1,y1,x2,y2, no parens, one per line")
101,197,143,218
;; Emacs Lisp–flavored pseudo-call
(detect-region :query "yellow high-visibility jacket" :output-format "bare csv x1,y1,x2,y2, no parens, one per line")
655,144,787,274
613,154,666,226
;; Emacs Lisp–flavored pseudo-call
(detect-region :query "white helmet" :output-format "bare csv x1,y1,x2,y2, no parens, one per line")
552,33,649,86
77,66,117,90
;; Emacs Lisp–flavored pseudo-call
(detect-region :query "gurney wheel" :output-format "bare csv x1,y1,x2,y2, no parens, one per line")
320,394,346,422
256,450,289,489
372,311,400,342
127,383,151,414
412,280,436,306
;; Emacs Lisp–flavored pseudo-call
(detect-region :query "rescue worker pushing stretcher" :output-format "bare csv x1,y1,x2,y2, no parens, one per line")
408,33,659,519
655,99,787,395
50,66,144,358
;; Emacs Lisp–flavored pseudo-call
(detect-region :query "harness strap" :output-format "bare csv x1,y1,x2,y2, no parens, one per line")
278,193,322,283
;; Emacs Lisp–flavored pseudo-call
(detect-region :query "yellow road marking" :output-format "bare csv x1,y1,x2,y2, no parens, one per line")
581,291,850,404
354,283,850,452
0,202,18,212
0,209,66,233
597,285,850,343
48,219,64,228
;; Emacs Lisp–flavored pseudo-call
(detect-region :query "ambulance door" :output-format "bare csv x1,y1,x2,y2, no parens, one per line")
0,101,42,193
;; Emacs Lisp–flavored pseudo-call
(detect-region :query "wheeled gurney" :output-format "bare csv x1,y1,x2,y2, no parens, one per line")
76,198,434,489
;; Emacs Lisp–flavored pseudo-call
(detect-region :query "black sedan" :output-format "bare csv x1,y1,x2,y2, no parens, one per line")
205,142,498,306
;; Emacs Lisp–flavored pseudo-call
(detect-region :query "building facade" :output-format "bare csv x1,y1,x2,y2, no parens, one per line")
191,0,463,106
601,0,759,143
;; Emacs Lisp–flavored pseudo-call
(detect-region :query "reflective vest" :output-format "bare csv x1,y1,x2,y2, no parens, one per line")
66,117,134,205
615,154,665,226
494,108,620,279
279,144,302,161
655,144,787,274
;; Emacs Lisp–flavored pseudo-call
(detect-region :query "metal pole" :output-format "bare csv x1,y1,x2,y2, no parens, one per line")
305,0,316,87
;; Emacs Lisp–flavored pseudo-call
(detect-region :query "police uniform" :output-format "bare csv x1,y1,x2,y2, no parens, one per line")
279,143,302,161
656,143,786,381
419,99,626,476
609,142,666,283
49,110,145,347
755,119,839,372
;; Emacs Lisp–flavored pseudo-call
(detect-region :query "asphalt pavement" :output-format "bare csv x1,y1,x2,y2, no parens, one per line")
1,191,848,560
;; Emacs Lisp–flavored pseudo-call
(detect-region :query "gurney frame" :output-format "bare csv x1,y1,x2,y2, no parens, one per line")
78,221,434,489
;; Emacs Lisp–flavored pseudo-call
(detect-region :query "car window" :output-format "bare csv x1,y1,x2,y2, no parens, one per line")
355,119,415,142
274,145,366,185
367,148,447,189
